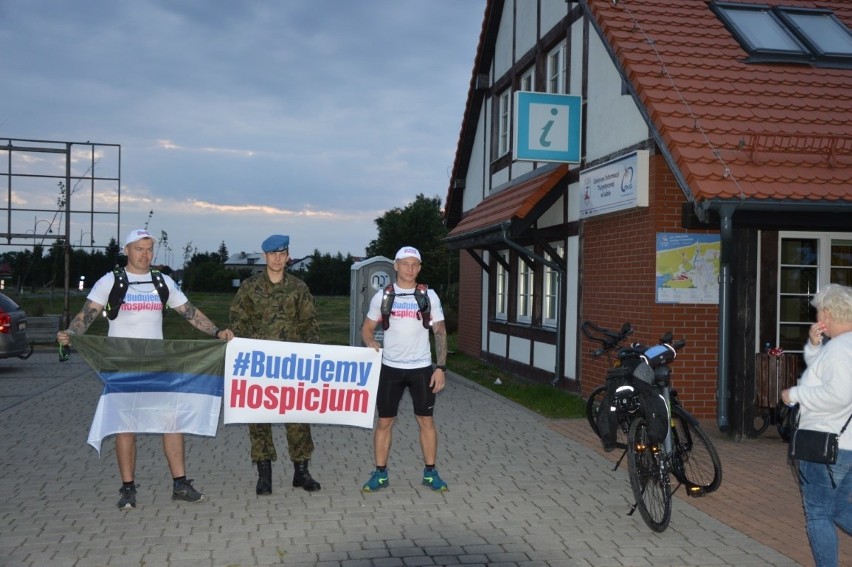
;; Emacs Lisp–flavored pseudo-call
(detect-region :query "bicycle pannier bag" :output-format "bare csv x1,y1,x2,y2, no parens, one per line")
788,429,838,465
595,367,634,451
635,380,669,445
595,393,618,452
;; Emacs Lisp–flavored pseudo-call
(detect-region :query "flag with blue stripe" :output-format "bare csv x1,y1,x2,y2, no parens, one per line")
71,336,226,453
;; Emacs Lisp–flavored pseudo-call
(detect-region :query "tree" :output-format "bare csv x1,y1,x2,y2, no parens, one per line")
300,249,353,295
156,230,172,267
104,238,122,268
182,250,239,292
365,193,457,296
217,241,229,264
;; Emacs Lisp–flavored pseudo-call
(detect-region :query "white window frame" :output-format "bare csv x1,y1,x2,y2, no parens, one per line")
543,243,563,328
497,89,511,156
495,250,509,321
776,231,852,352
520,66,535,92
546,42,566,94
517,249,534,324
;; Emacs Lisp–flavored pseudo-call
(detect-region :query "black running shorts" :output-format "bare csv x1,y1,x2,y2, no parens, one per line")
375,364,436,418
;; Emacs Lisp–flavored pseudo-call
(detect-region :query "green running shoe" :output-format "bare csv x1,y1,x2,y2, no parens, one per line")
422,468,448,491
362,469,389,492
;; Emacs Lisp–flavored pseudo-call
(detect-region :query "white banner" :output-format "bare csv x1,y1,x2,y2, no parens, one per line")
223,337,382,428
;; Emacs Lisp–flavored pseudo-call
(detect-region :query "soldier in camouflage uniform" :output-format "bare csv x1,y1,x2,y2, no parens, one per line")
229,234,322,495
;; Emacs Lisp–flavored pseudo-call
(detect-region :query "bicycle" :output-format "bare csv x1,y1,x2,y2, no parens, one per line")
583,323,722,532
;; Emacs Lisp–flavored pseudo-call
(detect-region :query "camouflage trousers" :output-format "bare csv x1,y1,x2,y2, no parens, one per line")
249,423,315,463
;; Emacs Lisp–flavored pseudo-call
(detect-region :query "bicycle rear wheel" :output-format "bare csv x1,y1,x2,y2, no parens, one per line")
670,406,722,494
627,416,672,532
586,385,607,436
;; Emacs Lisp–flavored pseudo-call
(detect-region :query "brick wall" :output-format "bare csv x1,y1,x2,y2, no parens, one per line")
456,252,483,357
580,154,720,419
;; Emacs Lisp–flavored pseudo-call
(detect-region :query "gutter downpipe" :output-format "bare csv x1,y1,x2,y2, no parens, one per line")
715,203,737,433
499,221,565,385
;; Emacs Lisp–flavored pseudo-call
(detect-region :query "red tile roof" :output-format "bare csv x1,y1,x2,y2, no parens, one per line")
447,164,569,240
586,0,852,205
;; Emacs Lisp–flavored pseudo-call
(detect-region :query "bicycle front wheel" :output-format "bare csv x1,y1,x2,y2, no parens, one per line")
670,406,722,494
627,416,672,532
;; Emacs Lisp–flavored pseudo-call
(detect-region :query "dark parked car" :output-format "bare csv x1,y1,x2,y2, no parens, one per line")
0,293,30,359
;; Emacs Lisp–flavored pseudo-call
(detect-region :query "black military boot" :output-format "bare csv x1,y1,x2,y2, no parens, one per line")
256,460,272,495
292,460,321,492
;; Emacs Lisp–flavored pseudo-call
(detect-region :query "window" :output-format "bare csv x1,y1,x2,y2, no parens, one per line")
520,66,535,92
497,89,511,156
517,251,534,323
543,243,563,328
712,2,852,66
495,251,509,320
776,233,852,352
546,43,566,93
830,238,852,287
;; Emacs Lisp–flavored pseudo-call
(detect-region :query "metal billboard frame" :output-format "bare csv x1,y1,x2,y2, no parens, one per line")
1,137,122,324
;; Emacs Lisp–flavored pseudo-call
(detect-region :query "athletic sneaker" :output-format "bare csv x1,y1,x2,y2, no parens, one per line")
172,478,206,503
117,484,137,510
361,469,389,492
422,468,448,492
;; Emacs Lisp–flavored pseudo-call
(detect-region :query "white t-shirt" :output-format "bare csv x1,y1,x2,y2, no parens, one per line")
87,270,188,339
366,283,444,370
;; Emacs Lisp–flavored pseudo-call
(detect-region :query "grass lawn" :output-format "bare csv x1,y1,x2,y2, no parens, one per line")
10,289,585,419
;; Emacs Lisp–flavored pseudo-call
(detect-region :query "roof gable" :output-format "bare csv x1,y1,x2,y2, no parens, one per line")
586,0,852,210
446,0,852,230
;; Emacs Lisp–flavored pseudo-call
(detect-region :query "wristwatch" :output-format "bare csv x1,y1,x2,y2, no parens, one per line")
435,365,447,372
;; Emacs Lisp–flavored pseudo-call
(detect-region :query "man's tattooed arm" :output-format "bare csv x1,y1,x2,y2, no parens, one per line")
174,301,221,337
57,299,102,345
432,320,448,367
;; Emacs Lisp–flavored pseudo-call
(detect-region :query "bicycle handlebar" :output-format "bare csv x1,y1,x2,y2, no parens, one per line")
582,322,685,369
581,321,633,357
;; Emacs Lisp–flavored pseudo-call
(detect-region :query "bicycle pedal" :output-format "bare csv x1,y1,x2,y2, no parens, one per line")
686,485,706,497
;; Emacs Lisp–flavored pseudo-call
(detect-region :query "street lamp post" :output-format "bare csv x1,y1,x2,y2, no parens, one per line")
33,217,53,249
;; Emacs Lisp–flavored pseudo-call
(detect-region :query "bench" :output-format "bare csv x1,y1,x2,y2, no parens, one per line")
26,316,62,345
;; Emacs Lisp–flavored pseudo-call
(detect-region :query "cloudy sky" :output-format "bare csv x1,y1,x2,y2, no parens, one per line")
0,0,485,264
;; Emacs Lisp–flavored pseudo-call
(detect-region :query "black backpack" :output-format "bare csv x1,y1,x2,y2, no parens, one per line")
104,266,169,320
379,283,432,330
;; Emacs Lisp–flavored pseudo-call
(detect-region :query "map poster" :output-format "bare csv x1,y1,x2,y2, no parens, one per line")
656,233,721,304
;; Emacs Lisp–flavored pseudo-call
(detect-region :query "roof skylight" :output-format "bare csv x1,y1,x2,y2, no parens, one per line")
712,2,852,67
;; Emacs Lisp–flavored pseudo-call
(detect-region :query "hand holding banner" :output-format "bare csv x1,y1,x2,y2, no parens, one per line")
224,337,382,428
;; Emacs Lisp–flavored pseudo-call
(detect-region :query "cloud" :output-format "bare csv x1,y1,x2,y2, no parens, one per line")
0,0,485,259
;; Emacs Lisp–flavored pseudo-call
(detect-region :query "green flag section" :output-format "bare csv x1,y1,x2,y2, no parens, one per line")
71,335,226,453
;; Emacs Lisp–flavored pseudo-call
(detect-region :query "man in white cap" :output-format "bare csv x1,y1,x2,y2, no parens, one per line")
360,245,449,492
58,228,234,510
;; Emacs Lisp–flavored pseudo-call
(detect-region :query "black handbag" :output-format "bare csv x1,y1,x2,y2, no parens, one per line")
788,412,852,465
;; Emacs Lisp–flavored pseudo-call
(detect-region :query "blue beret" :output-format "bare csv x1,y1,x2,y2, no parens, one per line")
262,234,290,253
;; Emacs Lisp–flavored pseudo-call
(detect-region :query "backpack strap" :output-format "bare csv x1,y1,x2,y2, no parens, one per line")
104,267,128,320
150,269,170,309
414,284,432,329
379,284,395,331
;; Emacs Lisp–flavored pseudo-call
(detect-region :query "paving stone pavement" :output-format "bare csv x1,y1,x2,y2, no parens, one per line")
0,349,825,567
